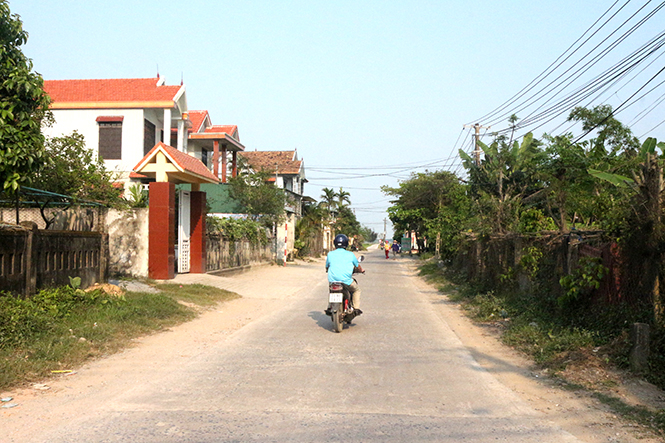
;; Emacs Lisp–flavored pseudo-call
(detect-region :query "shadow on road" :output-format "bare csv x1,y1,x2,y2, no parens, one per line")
308,310,359,333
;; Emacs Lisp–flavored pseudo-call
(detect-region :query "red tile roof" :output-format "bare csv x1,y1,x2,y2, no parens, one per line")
44,78,183,109
96,116,124,122
134,142,219,184
240,150,302,175
186,110,209,133
205,125,238,138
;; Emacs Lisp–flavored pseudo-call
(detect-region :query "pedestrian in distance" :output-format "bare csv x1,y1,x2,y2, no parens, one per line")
384,240,390,259
391,239,400,258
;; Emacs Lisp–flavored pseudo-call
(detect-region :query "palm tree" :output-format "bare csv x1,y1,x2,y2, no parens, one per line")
336,187,351,208
320,187,337,212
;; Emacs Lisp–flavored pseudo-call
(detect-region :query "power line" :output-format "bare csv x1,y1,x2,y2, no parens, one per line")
469,0,628,125
470,1,665,139
639,116,665,137
499,6,665,132
571,64,665,144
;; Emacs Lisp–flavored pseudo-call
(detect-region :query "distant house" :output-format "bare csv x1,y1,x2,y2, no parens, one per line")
239,150,309,260
239,150,307,216
185,110,245,183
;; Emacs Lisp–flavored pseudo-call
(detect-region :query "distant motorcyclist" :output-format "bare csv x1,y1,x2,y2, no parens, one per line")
326,234,364,313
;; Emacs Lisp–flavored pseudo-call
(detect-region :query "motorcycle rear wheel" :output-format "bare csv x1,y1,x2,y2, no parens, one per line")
331,303,343,333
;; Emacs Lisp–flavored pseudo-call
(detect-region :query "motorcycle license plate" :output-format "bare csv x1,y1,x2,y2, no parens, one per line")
329,292,343,303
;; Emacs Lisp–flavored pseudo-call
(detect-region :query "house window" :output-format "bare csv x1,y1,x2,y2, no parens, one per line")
144,119,156,155
97,116,123,160
201,149,209,167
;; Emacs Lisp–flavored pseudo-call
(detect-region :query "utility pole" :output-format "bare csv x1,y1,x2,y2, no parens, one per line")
464,123,490,166
383,218,387,240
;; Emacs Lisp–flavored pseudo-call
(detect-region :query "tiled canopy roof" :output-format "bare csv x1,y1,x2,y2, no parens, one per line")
240,150,302,175
133,142,218,184
44,78,183,109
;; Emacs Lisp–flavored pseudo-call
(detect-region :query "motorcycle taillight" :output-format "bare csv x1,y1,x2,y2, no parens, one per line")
330,283,343,291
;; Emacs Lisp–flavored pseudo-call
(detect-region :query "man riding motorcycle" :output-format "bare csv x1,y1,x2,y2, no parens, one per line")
326,234,364,314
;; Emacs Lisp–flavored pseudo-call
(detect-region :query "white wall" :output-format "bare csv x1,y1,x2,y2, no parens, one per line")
45,108,164,181
275,212,297,262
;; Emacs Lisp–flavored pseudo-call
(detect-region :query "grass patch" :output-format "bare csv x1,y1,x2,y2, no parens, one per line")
0,283,238,390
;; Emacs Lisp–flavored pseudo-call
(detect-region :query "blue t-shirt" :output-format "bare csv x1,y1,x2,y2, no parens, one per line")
326,248,359,285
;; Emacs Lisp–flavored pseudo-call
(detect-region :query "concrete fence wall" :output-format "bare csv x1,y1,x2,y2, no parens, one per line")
106,208,149,277
0,223,107,296
207,234,273,273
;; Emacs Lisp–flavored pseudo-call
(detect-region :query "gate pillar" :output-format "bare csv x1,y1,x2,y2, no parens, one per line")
149,182,175,279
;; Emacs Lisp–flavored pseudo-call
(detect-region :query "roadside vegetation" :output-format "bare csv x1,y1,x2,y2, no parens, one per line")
385,108,665,388
0,281,239,390
384,108,665,436
295,187,377,257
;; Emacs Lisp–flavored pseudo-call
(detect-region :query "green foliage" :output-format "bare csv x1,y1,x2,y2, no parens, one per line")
519,246,543,280
0,1,51,192
518,209,557,233
37,132,125,207
461,130,544,234
207,216,268,244
503,322,596,366
0,282,238,389
127,184,148,208
68,276,81,290
558,257,608,307
359,225,378,243
0,286,124,349
228,162,286,227
382,170,469,254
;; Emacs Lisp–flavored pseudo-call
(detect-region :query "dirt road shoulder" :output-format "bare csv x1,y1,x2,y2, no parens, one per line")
403,258,662,443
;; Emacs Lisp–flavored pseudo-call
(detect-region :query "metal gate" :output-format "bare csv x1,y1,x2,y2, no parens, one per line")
178,190,191,273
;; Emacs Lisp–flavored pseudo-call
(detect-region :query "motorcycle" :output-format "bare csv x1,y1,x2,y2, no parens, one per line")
325,256,364,333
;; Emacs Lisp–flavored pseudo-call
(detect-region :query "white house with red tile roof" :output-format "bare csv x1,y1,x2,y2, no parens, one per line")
239,150,307,202
238,150,309,261
43,77,189,184
186,111,244,183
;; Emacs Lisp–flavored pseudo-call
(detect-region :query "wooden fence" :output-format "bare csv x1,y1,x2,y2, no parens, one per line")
452,231,624,304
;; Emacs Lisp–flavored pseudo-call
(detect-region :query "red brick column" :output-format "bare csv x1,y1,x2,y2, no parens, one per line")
213,140,220,178
189,191,206,273
221,146,227,183
148,182,175,280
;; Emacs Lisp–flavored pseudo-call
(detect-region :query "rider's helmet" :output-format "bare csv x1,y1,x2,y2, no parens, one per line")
334,234,349,249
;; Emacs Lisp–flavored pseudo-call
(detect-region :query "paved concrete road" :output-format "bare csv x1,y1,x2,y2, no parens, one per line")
5,253,587,442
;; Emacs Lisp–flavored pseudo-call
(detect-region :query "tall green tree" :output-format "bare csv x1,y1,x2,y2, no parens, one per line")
383,170,469,255
0,2,51,191
229,167,286,227
535,105,641,232
460,132,543,234
320,187,337,212
37,131,124,206
336,187,351,208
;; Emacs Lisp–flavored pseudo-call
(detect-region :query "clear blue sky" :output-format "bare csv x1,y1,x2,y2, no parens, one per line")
13,0,665,236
